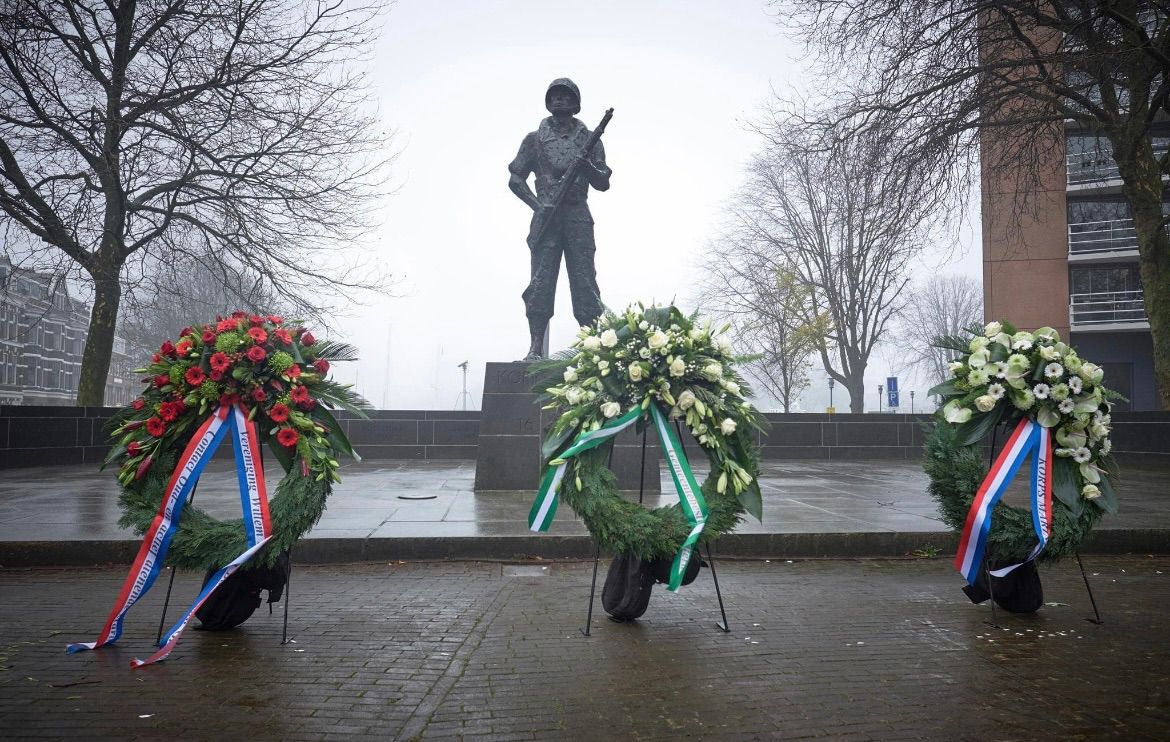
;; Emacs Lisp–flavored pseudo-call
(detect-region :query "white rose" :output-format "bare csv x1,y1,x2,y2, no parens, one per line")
974,395,997,412
565,387,583,405
984,321,1003,336
628,363,645,381
563,368,578,383
723,380,741,396
583,336,601,352
601,401,622,418
688,327,705,341
720,418,737,435
703,362,723,381
669,357,686,377
648,330,669,350
1081,484,1101,500
678,390,696,410
639,347,652,359
600,329,618,348
969,336,990,352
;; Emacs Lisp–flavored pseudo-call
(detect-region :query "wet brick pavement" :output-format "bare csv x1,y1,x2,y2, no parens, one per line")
1,556,1168,740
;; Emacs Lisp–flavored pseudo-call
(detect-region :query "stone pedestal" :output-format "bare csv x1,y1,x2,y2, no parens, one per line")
473,361,660,493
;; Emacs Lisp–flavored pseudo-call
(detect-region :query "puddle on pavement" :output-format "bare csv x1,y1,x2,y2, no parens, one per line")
502,565,550,577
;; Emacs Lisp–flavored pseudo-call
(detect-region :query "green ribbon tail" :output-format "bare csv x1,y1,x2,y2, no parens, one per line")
651,403,708,592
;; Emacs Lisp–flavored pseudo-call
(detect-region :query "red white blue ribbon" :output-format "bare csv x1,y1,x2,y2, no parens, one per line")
67,404,272,667
954,418,1054,585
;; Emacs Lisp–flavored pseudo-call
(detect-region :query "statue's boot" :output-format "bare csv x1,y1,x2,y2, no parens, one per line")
523,319,547,361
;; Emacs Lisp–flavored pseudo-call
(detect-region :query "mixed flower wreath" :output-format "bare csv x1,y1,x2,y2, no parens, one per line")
925,321,1119,562
534,304,766,561
108,312,367,569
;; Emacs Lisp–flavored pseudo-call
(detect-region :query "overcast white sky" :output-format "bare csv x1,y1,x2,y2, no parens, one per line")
328,0,983,412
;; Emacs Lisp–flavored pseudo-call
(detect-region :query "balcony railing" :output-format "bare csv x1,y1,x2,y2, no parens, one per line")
1067,146,1170,186
1068,218,1138,254
1069,290,1148,327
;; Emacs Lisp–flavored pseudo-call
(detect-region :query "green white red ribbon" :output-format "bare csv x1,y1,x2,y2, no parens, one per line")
528,401,709,592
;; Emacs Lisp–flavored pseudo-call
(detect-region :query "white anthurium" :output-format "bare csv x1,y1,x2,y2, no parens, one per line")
1080,362,1105,385
943,400,972,424
1037,406,1061,428
1034,326,1060,342
1090,422,1110,440
1079,463,1101,484
1074,396,1099,414
600,329,619,348
1039,345,1061,362
678,389,696,410
601,401,622,418
1056,427,1087,449
991,332,1013,348
968,348,991,369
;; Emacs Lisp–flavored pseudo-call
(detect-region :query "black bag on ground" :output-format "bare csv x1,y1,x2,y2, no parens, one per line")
602,553,656,621
650,551,703,587
962,559,1044,614
195,551,291,631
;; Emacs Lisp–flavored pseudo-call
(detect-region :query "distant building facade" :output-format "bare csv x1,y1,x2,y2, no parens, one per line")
0,258,139,406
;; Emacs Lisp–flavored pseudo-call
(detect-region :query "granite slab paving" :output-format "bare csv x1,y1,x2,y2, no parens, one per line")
0,459,1167,566
0,557,1168,739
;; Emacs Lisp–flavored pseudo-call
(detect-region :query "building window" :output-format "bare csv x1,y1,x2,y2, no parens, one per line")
1070,264,1142,295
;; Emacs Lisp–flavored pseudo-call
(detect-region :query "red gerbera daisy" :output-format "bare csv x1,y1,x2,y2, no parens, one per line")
286,364,302,379
269,403,290,423
176,339,193,356
210,369,224,382
146,417,166,437
273,329,293,346
249,314,264,326
267,315,284,325
154,374,170,389
217,318,239,333
158,401,180,422
276,427,299,448
246,346,267,363
160,340,177,357
184,367,206,386
247,327,268,343
289,385,311,404
219,392,241,408
251,387,267,402
210,352,231,372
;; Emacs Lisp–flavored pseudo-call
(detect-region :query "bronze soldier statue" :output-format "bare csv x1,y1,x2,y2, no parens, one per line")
508,78,613,360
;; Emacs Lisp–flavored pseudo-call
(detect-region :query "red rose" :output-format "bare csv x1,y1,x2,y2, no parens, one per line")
269,403,290,423
202,329,217,343
132,398,146,411
267,315,284,325
273,329,293,346
276,427,299,448
246,346,267,363
219,392,241,407
247,327,268,343
184,367,206,386
251,387,267,402
160,340,176,357
159,401,180,422
210,369,224,382
176,339,193,356
313,359,330,375
210,352,231,372
180,326,194,338
127,440,142,456
154,374,170,389
232,311,247,319
146,417,166,437
290,385,311,404
300,332,316,346
250,314,264,326
286,364,301,379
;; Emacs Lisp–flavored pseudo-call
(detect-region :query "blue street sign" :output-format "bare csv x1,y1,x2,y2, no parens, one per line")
887,376,899,408
888,390,900,408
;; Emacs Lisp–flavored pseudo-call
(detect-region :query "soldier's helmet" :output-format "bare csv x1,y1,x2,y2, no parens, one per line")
545,78,581,115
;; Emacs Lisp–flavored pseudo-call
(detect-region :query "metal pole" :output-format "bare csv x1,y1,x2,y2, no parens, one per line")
281,546,294,644
157,479,200,644
1075,552,1104,625
638,429,647,505
705,542,731,633
581,443,617,636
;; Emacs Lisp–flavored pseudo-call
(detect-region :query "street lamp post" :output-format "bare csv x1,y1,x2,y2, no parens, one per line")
828,377,835,412
910,390,915,414
878,384,884,413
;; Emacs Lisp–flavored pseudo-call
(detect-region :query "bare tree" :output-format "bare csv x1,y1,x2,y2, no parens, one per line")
777,1,1170,408
701,251,822,412
0,0,391,404
728,122,949,413
896,273,985,388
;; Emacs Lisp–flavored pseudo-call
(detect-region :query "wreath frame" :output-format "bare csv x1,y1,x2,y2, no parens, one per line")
925,321,1119,564
534,304,766,561
108,313,368,570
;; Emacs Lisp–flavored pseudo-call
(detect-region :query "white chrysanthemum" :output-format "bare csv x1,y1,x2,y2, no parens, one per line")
1012,389,1036,410
1044,362,1063,379
1033,383,1051,399
1102,438,1112,455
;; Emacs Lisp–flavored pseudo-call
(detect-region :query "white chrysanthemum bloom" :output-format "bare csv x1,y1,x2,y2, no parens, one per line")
601,401,622,418
1059,399,1076,414
1051,383,1070,401
724,380,741,396
648,330,669,350
1064,355,1083,374
1082,484,1101,500
987,383,1005,400
678,390,697,410
967,367,991,387
638,347,652,359
1007,353,1031,370
943,400,972,423
600,329,618,348
1011,332,1034,351
563,367,578,383
1069,376,1083,394
628,364,645,381
984,321,1003,336
1033,383,1051,399
1102,438,1112,455
1037,406,1061,428
1044,362,1063,379
720,418,737,435
1012,389,1036,410
565,387,584,405
974,395,997,412
1073,447,1091,463
703,362,723,381
669,357,686,377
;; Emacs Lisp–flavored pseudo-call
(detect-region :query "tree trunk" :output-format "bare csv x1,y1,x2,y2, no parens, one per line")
847,376,866,414
1116,138,1170,410
76,269,121,406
